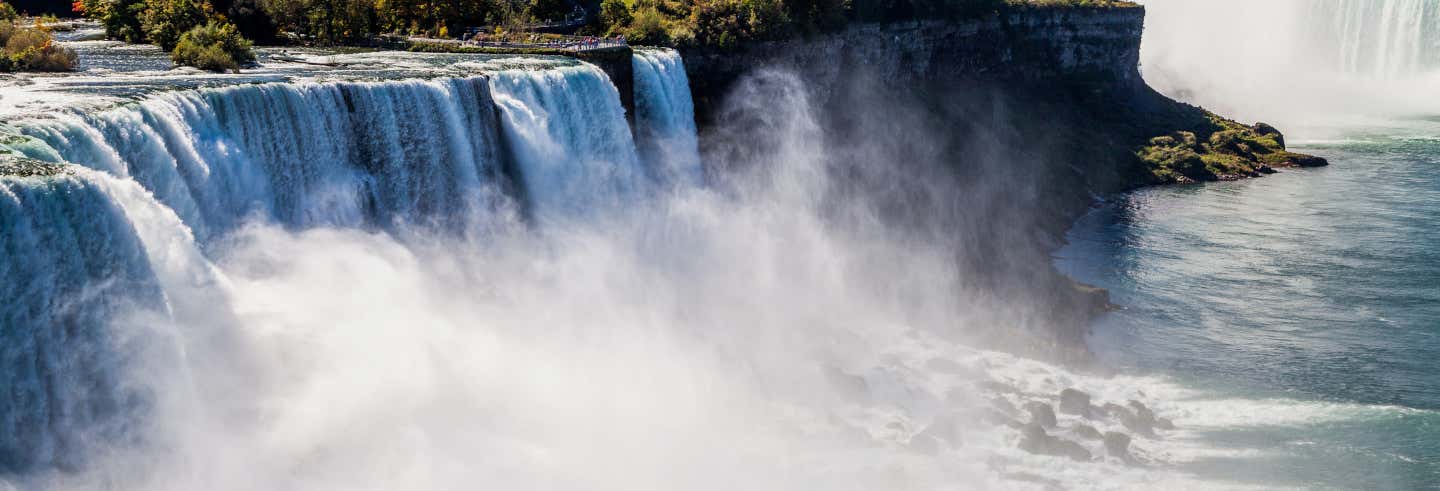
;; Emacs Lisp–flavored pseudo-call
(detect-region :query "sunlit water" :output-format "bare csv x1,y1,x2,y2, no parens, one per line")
1050,2,1440,487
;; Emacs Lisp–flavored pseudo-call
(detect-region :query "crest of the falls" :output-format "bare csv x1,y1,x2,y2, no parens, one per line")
16,77,509,240
632,48,703,186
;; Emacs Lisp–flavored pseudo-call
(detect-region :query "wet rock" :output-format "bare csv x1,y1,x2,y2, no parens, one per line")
1254,122,1285,147
1118,401,1157,437
1024,401,1057,428
1019,422,1092,462
1104,431,1134,462
1156,417,1176,430
1059,388,1092,417
1072,424,1103,440
1289,153,1330,167
1257,165,1277,174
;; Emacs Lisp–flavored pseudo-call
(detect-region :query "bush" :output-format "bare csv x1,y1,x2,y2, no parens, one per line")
171,20,254,72
0,22,79,72
0,2,17,21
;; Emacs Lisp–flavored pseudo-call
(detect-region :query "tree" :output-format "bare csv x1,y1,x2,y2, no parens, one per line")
597,0,630,34
171,19,255,71
139,0,211,50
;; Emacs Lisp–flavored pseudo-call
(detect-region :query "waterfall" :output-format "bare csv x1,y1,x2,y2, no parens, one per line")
1313,0,1440,78
0,168,163,473
632,48,703,186
0,57,691,477
1139,0,1440,126
16,77,509,240
488,63,646,220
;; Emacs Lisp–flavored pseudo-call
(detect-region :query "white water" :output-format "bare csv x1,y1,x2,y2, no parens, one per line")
632,48,703,186
1,52,1373,488
1139,0,1440,130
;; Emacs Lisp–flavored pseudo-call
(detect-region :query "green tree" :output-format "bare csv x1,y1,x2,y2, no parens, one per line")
597,0,630,34
140,0,211,50
171,19,254,71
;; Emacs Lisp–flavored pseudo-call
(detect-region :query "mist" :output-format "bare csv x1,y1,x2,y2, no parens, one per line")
1138,0,1440,133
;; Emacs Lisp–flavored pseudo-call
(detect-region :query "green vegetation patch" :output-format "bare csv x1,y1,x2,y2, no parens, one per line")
172,20,256,72
1135,114,1319,183
0,13,78,72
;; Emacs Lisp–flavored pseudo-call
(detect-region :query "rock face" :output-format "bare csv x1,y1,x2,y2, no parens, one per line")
681,6,1146,123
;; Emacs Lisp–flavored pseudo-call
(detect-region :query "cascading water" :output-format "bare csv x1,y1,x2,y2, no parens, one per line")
0,167,161,473
631,48,703,186
2,52,1217,490
15,77,509,240
1139,0,1440,127
1315,0,1440,78
488,64,646,219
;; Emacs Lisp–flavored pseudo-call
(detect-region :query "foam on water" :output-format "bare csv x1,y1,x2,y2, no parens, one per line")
5,46,1423,489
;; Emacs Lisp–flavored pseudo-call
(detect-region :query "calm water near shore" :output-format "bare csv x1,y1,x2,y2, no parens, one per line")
1058,119,1440,487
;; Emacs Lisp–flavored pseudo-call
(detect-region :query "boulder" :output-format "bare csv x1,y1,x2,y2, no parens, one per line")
1120,401,1157,437
1289,154,1330,167
1103,431,1134,462
1156,417,1176,431
1072,424,1104,440
1019,422,1092,462
1024,401,1058,429
1254,122,1285,147
1058,389,1093,417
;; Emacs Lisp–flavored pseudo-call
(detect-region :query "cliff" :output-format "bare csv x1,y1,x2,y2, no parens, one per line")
675,5,1323,362
682,7,1147,121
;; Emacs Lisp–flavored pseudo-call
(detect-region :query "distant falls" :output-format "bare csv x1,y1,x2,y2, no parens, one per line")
632,48,702,186
1310,0,1440,78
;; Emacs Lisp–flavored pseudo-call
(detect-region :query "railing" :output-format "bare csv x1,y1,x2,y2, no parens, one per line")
415,34,627,52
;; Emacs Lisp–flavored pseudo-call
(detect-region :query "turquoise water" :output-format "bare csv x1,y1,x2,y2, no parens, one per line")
1058,120,1440,488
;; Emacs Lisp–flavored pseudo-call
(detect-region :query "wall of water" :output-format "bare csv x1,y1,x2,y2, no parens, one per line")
0,59,661,477
0,169,162,473
632,48,703,186
15,77,508,240
1139,0,1440,129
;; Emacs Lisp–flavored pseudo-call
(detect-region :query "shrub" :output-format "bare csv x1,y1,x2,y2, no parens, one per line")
171,20,255,72
0,22,79,72
0,1,17,21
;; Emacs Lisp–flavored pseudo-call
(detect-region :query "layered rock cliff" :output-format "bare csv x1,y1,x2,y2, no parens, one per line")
674,5,1321,361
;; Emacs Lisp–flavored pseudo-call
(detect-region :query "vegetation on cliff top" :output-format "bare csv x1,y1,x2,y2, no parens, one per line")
72,0,1138,52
